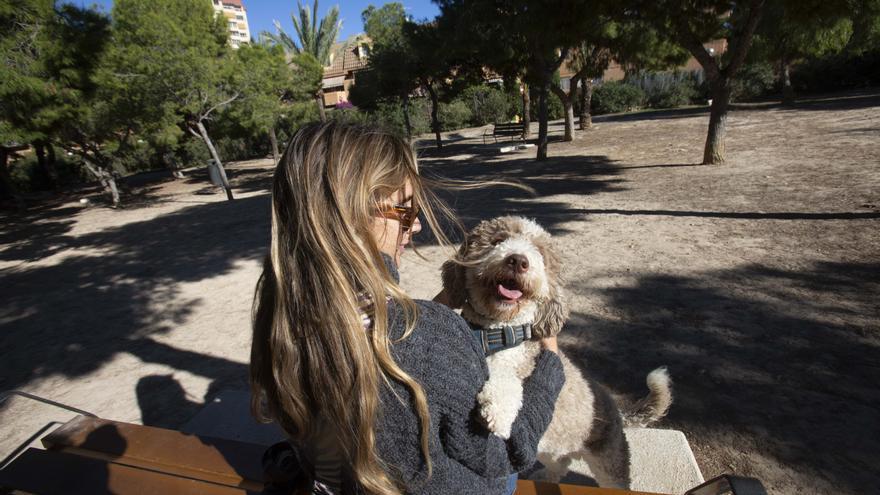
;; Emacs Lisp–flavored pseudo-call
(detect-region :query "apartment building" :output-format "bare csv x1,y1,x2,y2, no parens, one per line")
211,0,251,48
322,35,372,107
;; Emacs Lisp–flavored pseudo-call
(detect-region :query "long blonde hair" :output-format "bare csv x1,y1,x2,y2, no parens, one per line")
250,122,452,494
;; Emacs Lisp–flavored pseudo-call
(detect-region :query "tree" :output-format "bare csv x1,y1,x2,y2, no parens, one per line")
360,3,419,140
107,0,237,200
229,43,323,165
266,0,341,122
0,0,52,203
571,42,613,129
640,0,767,164
437,0,597,160
845,0,880,53
0,1,127,205
749,0,852,104
567,18,689,130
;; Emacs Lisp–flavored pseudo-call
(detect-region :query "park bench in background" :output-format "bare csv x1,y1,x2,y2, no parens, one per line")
484,122,526,144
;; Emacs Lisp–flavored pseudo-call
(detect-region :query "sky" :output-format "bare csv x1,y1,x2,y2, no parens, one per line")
75,0,441,42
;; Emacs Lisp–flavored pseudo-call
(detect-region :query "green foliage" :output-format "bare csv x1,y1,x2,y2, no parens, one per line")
627,71,704,108
791,48,880,91
591,82,646,115
265,0,341,66
289,52,323,100
8,152,88,192
529,87,565,121
613,20,690,75
438,100,472,130
730,62,776,101
348,69,381,110
460,85,510,125
362,3,406,46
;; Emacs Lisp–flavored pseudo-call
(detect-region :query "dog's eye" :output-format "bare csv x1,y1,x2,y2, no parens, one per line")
490,236,506,246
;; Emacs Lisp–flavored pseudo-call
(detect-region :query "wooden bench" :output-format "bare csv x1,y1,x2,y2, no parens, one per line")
0,414,728,494
484,122,526,144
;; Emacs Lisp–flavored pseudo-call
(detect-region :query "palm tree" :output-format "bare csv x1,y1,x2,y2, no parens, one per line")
266,1,341,121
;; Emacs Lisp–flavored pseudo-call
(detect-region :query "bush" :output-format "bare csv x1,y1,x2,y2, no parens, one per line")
460,85,510,125
730,62,776,102
438,100,472,130
529,87,565,121
629,71,703,108
792,49,880,93
363,98,431,138
591,82,646,115
174,137,211,168
8,152,88,192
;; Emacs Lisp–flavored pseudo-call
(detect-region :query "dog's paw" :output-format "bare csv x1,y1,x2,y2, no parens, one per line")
477,386,520,440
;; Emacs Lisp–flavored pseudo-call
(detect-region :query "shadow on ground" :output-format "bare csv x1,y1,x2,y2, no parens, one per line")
416,144,628,243
562,260,880,493
0,195,269,419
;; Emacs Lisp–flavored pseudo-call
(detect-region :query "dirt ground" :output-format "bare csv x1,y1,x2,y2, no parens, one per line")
2,89,878,494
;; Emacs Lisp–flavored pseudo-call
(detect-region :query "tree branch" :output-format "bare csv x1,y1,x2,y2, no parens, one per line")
674,16,722,82
202,92,240,121
722,0,766,78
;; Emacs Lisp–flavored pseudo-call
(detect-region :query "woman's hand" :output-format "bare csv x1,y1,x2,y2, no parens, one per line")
540,336,559,354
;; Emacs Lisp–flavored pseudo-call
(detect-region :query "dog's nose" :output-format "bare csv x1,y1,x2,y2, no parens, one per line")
506,254,529,273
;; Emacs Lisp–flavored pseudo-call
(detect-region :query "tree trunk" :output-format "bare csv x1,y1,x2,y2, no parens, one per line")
80,156,120,207
269,126,280,166
579,75,593,130
402,94,413,141
703,82,731,164
537,81,550,161
47,143,58,176
315,89,327,122
549,84,574,142
195,121,234,201
34,141,58,189
0,148,23,208
780,57,794,106
425,83,442,150
521,83,531,140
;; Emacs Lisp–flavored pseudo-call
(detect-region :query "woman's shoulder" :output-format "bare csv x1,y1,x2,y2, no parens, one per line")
390,299,483,357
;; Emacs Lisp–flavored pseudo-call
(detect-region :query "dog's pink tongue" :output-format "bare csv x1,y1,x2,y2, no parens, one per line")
497,284,523,301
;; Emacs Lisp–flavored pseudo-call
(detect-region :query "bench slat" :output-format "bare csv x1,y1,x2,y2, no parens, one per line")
516,479,664,495
0,448,252,495
41,415,266,491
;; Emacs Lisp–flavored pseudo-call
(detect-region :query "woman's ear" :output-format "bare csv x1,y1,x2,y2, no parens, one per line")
440,243,469,309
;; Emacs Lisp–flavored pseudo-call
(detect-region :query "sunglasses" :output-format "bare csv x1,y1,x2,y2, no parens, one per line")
376,203,420,230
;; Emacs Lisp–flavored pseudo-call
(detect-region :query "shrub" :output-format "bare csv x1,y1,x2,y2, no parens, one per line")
174,137,211,168
629,71,703,108
363,98,431,138
591,82,646,115
730,62,776,102
438,100,472,130
791,49,880,93
8,152,88,192
460,85,510,125
529,87,565,121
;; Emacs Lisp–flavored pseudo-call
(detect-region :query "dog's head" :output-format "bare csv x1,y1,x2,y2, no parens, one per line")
442,216,568,337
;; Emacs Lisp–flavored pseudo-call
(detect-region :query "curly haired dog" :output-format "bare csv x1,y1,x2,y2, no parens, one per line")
441,216,672,488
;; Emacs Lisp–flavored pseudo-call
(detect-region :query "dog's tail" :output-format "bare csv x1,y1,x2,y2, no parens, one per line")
623,367,673,428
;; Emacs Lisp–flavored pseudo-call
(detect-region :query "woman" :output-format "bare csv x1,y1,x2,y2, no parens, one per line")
250,121,564,494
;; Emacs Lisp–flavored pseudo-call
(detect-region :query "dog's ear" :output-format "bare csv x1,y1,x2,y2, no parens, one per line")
532,241,569,338
440,243,469,309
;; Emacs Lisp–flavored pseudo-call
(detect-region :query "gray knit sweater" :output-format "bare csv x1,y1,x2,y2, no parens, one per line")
376,257,565,494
